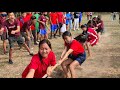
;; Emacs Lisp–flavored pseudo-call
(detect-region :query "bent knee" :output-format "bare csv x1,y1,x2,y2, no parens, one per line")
61,61,66,67
69,64,76,69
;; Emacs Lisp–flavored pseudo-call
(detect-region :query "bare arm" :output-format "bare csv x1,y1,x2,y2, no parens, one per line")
11,26,20,34
30,26,33,36
60,46,67,59
26,29,31,37
15,26,20,33
97,23,101,26
0,27,4,35
56,17,58,24
60,49,73,63
37,20,45,26
85,42,91,57
26,69,35,78
49,16,53,25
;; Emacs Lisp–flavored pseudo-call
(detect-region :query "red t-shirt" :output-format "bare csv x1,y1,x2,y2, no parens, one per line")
22,51,56,78
30,24,35,31
87,27,99,46
50,12,58,24
57,12,63,23
25,13,32,22
3,19,20,37
65,39,84,56
39,15,47,29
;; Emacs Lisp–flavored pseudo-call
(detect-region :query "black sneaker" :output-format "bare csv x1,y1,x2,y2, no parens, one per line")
54,35,57,38
29,53,34,56
8,59,13,64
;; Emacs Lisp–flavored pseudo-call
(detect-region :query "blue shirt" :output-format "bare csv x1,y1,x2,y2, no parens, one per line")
66,13,71,24
79,12,82,18
70,13,74,20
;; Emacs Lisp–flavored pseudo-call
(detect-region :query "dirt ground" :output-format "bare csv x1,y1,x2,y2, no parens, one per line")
0,13,120,78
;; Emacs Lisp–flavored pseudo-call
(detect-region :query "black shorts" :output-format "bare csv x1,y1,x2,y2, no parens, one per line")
58,23,63,29
37,29,40,34
1,32,8,41
68,52,86,65
8,35,24,49
96,28,103,33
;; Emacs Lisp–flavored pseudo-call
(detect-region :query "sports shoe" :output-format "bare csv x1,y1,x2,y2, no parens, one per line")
29,53,34,56
8,59,13,64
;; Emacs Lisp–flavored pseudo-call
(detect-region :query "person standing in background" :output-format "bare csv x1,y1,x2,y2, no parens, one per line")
86,12,92,20
79,12,83,27
60,12,67,35
69,12,74,31
19,12,27,30
44,12,50,39
56,12,64,37
49,12,58,39
66,12,71,31
89,12,93,20
26,12,33,22
38,12,47,40
34,12,40,43
0,12,8,54
73,12,79,31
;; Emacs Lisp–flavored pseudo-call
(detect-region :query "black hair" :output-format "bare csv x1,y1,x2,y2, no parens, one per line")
62,31,72,39
92,17,97,20
97,15,102,23
21,12,26,14
38,39,52,63
81,24,87,28
81,24,88,36
39,12,43,15
87,20,93,24
30,16,36,20
74,34,88,43
87,20,93,28
97,15,101,19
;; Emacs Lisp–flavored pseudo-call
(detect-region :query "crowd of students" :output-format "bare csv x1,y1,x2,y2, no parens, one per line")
0,12,104,78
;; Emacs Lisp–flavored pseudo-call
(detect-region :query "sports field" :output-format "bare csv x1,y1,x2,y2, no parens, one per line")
0,13,120,78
